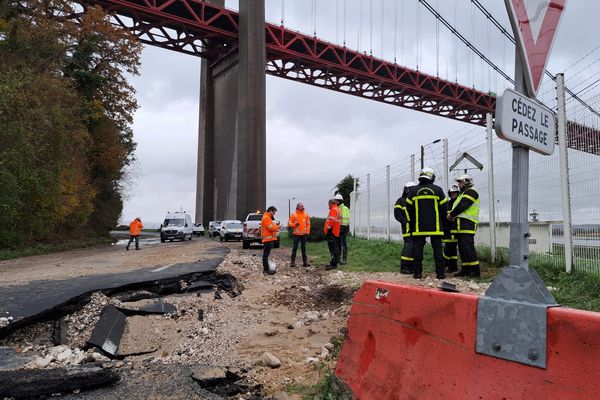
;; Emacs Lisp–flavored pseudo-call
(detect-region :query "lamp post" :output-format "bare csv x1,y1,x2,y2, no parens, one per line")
420,138,442,170
288,197,295,219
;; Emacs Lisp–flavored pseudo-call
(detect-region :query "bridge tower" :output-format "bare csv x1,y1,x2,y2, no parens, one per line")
195,0,266,224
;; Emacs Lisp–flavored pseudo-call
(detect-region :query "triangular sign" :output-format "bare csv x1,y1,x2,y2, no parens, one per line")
505,0,567,97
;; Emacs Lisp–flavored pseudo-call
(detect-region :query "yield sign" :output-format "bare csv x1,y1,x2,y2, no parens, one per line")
505,0,567,97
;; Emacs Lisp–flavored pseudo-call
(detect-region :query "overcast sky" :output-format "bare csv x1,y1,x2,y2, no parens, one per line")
119,0,599,227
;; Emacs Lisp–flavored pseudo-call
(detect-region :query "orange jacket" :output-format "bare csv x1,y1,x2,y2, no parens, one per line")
261,213,279,243
324,204,341,237
129,219,143,236
288,210,311,236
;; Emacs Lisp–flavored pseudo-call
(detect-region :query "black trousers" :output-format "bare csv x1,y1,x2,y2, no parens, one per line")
262,241,274,273
126,235,140,250
400,236,414,272
326,231,340,266
457,234,479,269
291,235,307,259
443,240,458,271
339,225,349,254
412,236,444,275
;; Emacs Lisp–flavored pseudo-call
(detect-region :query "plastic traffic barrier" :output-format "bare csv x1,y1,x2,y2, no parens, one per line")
335,280,600,399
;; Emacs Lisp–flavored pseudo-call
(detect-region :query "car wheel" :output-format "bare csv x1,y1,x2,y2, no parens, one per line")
161,237,165,243
242,240,250,249
219,235,223,242
169,239,173,242
189,233,192,241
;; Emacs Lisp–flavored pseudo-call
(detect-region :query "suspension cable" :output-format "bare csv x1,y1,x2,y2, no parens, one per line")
418,0,513,83
280,0,284,26
436,0,439,76
381,0,384,58
394,0,397,63
370,0,373,54
470,0,600,118
343,0,347,46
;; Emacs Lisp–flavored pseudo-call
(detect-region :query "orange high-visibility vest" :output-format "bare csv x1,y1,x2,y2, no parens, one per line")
324,205,341,237
261,213,279,243
130,219,143,236
288,210,311,236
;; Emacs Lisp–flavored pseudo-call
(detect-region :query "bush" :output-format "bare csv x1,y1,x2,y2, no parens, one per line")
308,217,326,242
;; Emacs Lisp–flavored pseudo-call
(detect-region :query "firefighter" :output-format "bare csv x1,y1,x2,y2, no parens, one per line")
336,194,351,264
394,181,417,274
406,168,447,279
447,174,480,278
443,184,460,273
324,198,341,270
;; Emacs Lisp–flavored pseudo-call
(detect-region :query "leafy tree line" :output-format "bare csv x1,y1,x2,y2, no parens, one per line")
0,0,141,246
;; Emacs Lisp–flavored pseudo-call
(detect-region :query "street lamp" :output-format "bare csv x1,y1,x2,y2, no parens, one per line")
288,197,295,219
420,138,442,169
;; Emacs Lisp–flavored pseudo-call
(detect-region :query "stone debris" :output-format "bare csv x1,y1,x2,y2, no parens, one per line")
258,352,281,368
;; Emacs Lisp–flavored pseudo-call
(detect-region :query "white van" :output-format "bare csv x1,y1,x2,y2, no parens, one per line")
160,212,193,242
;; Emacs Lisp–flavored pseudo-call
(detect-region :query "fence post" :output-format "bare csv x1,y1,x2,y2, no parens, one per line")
556,73,573,273
351,178,358,236
367,173,371,241
486,113,497,262
386,165,391,242
443,138,449,191
410,154,416,181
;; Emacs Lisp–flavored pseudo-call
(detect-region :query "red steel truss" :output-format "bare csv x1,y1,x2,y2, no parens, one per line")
84,0,493,126
83,0,598,152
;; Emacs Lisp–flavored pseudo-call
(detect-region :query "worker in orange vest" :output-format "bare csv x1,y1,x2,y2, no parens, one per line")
288,202,311,267
324,198,341,270
126,217,143,251
261,206,280,275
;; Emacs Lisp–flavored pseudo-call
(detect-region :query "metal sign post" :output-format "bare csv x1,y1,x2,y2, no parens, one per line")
476,0,567,369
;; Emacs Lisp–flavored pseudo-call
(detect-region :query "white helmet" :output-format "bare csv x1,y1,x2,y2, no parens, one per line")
333,193,344,201
419,167,435,182
449,183,460,193
456,174,474,185
404,181,417,189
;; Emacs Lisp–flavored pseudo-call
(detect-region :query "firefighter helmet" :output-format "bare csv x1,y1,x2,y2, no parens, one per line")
419,167,436,182
448,183,460,193
456,174,474,186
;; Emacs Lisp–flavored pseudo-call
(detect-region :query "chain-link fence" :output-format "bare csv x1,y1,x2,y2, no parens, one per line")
351,78,600,275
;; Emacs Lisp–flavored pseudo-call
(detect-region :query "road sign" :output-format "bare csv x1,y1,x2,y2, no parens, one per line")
495,88,556,155
505,0,567,97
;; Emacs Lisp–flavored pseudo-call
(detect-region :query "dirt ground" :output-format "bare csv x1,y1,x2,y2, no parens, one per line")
0,237,490,399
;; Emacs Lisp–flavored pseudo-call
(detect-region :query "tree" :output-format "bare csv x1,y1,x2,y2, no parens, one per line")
333,175,359,207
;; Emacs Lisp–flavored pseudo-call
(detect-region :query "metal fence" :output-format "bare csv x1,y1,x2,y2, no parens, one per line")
351,76,600,275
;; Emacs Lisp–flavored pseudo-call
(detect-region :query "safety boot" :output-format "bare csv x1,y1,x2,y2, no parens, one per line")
454,266,472,277
290,256,296,268
302,256,310,267
469,267,481,278
446,265,458,273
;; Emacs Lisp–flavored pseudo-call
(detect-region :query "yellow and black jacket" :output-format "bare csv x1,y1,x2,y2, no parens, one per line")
443,196,458,243
449,187,480,235
406,183,447,236
393,195,411,238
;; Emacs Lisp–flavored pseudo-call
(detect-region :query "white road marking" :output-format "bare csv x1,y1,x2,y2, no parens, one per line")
152,264,174,272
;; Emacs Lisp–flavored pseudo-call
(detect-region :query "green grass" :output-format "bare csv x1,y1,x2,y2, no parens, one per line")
0,237,114,261
286,363,352,400
281,235,600,312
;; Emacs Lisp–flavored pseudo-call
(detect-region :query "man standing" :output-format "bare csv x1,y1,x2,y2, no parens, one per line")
447,174,480,277
288,202,311,267
261,206,280,275
406,168,447,279
336,194,351,265
324,198,341,270
126,217,143,251
442,184,460,273
394,181,417,274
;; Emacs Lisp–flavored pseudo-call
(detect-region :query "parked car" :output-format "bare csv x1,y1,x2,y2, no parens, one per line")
160,212,193,242
219,220,243,242
192,223,205,236
208,221,222,238
242,212,280,249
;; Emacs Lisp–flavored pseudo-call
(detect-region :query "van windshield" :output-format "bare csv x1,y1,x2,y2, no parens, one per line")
164,218,185,227
226,223,243,229
247,214,263,221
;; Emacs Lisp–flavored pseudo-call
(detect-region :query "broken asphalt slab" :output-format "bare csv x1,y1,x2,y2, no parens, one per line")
0,347,33,371
88,306,127,357
0,247,228,338
0,365,120,399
